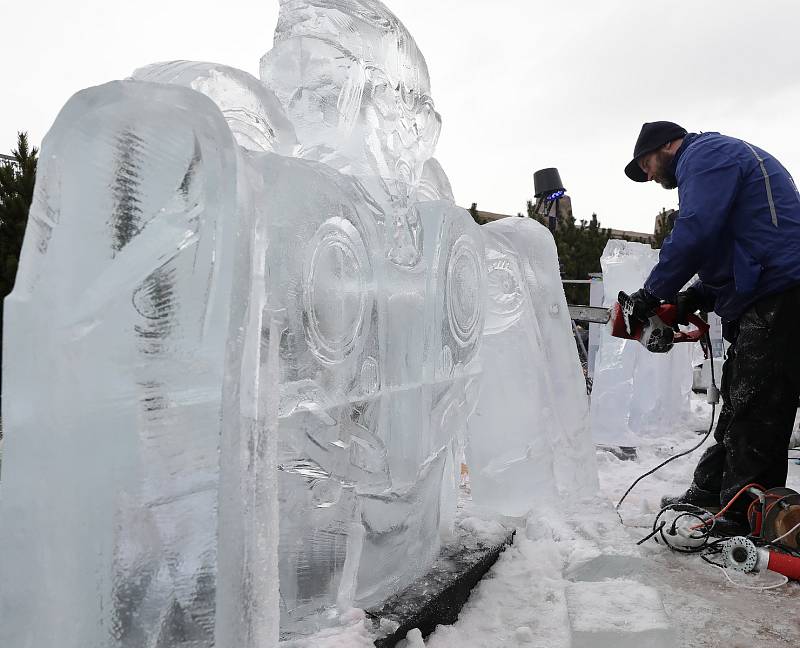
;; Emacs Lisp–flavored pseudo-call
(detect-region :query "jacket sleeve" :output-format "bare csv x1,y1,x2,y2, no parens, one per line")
644,146,741,300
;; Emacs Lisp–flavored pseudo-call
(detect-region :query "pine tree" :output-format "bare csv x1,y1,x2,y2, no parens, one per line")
0,132,38,425
653,207,677,248
527,201,613,304
468,202,482,225
0,132,38,298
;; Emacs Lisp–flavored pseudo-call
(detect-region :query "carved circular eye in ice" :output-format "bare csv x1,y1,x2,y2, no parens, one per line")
485,257,525,334
303,217,373,365
446,236,483,348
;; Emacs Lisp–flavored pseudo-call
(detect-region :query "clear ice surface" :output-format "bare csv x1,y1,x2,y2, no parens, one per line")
589,240,693,447
261,0,442,268
132,60,298,156
0,80,241,648
0,0,599,644
468,218,597,516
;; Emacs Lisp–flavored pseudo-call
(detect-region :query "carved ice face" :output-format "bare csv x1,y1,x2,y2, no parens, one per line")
362,63,441,187
261,0,442,190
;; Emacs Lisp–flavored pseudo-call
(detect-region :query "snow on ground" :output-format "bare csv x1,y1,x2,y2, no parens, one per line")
411,396,800,647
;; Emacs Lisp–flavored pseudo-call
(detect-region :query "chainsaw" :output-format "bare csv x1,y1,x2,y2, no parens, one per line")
568,291,709,354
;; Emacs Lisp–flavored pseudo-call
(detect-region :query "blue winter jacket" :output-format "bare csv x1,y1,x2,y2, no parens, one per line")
644,132,800,322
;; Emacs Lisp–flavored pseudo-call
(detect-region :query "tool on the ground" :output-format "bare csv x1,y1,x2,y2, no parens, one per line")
645,484,800,583
722,535,800,581
568,291,710,354
689,484,800,549
745,486,800,550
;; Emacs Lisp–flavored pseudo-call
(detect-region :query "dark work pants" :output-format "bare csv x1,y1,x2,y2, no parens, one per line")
692,285,800,514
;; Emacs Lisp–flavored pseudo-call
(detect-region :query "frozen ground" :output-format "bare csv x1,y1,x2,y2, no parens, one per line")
284,396,800,647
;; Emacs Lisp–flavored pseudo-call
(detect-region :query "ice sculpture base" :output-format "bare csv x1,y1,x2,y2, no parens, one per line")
366,521,515,647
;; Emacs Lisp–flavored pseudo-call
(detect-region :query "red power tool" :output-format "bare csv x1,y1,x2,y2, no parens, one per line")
721,486,800,581
568,291,710,354
611,291,710,353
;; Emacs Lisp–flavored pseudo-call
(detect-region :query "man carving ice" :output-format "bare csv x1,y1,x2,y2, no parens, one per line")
624,121,800,533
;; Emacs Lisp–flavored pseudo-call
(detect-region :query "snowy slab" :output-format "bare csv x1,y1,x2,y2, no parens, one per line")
566,580,671,648
566,554,648,583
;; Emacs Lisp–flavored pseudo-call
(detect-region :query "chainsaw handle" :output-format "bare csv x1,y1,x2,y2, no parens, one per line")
673,312,710,343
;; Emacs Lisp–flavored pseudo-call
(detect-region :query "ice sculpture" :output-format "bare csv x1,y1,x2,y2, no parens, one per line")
590,240,693,447
261,0,442,267
0,0,602,644
255,0,484,627
0,0,489,644
0,81,243,647
467,218,598,516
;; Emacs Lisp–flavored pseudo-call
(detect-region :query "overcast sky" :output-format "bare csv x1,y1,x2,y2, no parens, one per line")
3,0,799,232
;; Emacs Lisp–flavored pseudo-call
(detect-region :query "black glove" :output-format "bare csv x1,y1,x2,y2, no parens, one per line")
673,288,703,325
623,289,660,325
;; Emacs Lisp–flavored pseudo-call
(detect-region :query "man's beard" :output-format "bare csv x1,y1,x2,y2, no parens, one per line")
653,150,678,189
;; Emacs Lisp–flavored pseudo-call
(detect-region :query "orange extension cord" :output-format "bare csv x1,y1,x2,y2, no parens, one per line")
690,482,767,531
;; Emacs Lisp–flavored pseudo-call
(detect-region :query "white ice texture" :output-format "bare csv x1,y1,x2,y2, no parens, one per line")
589,240,693,447
0,0,596,644
0,81,242,648
261,0,444,267
132,60,298,156
468,218,598,516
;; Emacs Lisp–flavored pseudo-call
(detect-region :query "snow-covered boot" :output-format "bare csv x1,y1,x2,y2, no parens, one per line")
707,513,751,537
660,483,721,512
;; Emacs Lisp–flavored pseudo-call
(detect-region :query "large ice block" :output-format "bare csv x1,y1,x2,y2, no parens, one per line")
467,218,597,516
590,240,693,447
0,81,240,648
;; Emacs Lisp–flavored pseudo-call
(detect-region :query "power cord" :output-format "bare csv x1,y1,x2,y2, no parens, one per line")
645,505,719,553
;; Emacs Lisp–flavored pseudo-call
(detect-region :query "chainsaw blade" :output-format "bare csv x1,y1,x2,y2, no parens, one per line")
567,305,611,324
